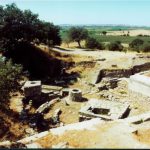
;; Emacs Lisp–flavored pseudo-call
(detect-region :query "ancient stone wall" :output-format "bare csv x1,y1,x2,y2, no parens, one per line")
96,62,150,83
96,69,132,83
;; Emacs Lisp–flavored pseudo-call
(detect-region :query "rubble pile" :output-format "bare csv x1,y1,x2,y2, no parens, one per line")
19,81,64,131
97,77,119,91
99,79,128,101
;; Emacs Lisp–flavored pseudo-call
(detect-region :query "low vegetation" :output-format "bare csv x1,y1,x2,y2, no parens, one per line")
108,41,123,51
85,37,104,50
0,58,23,104
142,43,150,52
129,38,144,51
129,38,150,52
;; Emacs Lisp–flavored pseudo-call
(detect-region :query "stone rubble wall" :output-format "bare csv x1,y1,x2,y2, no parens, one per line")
96,62,150,83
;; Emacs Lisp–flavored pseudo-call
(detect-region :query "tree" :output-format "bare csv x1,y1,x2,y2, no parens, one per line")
63,31,71,48
68,27,88,48
0,3,61,54
0,3,62,79
85,37,104,50
127,31,130,36
102,31,107,35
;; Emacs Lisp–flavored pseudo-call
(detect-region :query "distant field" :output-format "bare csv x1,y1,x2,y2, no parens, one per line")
107,30,150,36
60,36,150,48
95,35,150,44
87,29,150,44
60,25,150,46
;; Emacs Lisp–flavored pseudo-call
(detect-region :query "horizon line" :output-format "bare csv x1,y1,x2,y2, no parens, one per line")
57,23,150,27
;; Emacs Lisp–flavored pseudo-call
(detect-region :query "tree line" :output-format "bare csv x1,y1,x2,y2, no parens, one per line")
0,3,61,58
63,27,150,52
0,3,62,104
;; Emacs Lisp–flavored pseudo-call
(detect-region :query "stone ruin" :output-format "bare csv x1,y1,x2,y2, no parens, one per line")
129,70,150,97
19,80,63,130
97,77,119,91
69,88,82,102
79,99,130,121
22,81,62,103
23,81,41,98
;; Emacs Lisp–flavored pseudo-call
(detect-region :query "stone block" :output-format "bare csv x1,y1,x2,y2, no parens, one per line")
79,99,130,120
128,71,150,97
69,88,82,102
61,88,70,97
42,85,63,91
23,81,41,97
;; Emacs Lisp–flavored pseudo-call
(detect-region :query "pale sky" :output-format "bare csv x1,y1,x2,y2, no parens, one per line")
0,0,150,26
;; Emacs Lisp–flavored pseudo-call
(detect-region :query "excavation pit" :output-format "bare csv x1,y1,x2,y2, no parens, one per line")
79,99,130,121
90,107,110,115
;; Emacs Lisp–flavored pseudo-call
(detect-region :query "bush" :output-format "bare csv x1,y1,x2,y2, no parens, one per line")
138,34,143,37
108,41,123,51
129,38,144,51
85,37,104,50
141,43,150,52
0,58,23,104
102,31,107,35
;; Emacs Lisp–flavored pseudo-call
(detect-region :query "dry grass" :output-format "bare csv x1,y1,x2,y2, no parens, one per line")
61,41,85,48
107,29,150,36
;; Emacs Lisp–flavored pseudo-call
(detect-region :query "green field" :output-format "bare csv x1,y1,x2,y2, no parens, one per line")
60,25,150,45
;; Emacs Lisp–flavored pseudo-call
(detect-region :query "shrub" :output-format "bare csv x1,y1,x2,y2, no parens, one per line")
129,38,144,51
102,31,107,35
85,37,104,50
0,58,23,104
108,41,123,51
141,43,150,52
138,34,143,37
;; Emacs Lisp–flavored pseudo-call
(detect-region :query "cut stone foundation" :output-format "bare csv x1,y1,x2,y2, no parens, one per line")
79,99,130,120
128,70,150,97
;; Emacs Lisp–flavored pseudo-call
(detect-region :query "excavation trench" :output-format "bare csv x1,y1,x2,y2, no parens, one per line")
96,62,150,83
